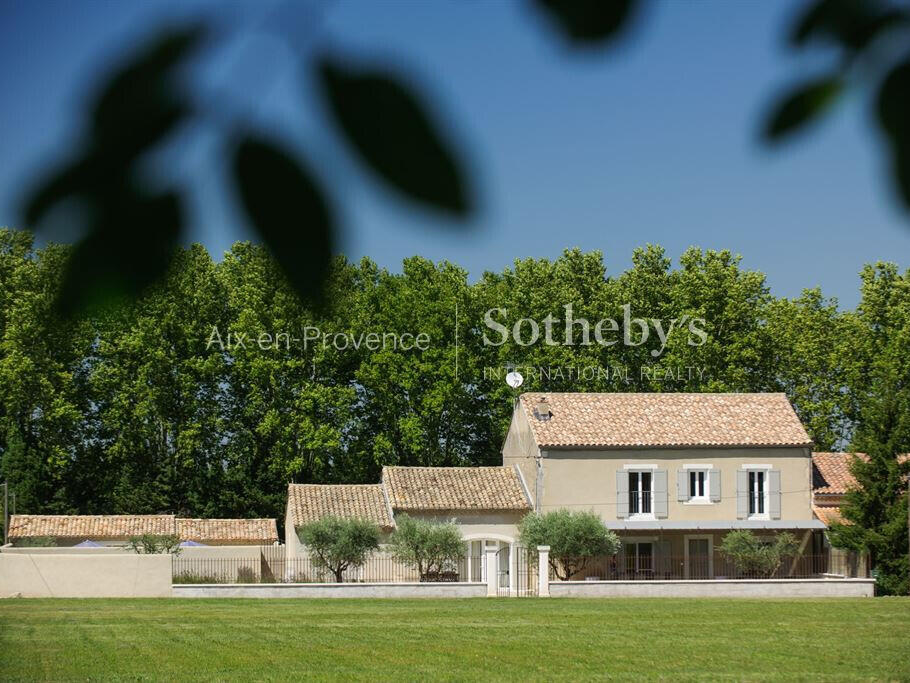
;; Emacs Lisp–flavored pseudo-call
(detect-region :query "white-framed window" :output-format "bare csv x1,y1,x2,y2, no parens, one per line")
628,470,653,518
747,469,768,518
688,469,709,501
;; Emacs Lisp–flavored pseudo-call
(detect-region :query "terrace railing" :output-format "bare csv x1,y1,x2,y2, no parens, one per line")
556,553,863,581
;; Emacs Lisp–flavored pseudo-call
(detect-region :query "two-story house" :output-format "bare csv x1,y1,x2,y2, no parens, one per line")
286,391,838,583
502,392,825,578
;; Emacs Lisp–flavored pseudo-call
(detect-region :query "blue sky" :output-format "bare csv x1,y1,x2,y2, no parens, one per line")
1,0,908,308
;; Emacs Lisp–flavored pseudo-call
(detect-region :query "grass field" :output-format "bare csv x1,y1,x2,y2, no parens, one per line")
1,598,909,681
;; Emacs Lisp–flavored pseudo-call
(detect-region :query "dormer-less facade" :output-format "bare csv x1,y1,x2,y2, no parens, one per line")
503,392,825,578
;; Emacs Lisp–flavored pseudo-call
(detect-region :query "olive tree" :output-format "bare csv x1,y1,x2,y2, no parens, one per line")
718,530,800,578
128,534,181,555
388,514,466,581
519,509,620,581
297,516,380,583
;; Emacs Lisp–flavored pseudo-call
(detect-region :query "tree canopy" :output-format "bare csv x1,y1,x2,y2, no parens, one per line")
1,230,908,554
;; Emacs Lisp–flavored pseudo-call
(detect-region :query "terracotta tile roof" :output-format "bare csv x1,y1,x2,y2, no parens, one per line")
382,466,531,512
812,452,864,495
176,518,278,544
520,392,813,449
287,484,394,530
813,505,845,527
8,514,175,539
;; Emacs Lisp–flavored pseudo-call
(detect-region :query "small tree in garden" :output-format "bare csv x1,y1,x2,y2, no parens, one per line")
297,516,380,583
128,534,181,555
718,530,799,578
388,514,466,581
519,509,620,581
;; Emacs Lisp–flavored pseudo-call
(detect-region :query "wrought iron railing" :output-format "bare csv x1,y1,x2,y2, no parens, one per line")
172,552,485,584
553,553,863,581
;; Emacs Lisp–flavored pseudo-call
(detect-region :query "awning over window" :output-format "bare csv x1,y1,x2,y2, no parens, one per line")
603,520,825,531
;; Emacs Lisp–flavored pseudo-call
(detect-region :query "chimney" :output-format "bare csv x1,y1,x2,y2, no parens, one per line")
534,397,552,421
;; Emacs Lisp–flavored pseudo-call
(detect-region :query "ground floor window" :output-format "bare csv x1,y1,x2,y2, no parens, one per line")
623,541,653,575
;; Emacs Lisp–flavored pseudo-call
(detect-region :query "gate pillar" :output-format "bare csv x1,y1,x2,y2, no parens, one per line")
485,544,499,597
537,545,550,597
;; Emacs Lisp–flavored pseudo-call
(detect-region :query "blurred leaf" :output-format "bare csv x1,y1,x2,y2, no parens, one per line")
232,136,334,305
21,25,204,231
791,0,908,50
90,26,203,162
23,159,97,227
56,191,182,316
317,58,471,216
893,151,910,210
877,59,910,140
91,24,204,132
762,76,843,142
877,59,910,209
534,0,637,45
95,90,190,168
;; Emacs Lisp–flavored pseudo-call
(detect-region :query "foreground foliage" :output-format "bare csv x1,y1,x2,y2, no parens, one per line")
0,598,908,680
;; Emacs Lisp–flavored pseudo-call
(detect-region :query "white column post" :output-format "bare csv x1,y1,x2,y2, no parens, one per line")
467,545,473,583
508,542,517,595
537,545,550,597
485,543,499,597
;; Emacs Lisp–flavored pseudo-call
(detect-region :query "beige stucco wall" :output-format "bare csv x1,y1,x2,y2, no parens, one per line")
2,545,128,555
0,553,172,597
405,511,524,543
538,447,813,522
548,578,875,598
502,402,541,508
175,545,275,559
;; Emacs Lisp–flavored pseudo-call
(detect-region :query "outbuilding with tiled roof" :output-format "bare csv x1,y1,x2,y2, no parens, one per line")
382,466,531,512
176,518,278,545
286,483,395,531
8,514,176,543
7,514,279,547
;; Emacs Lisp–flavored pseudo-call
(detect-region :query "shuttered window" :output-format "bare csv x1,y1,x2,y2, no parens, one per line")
741,468,781,519
629,471,652,515
748,470,765,515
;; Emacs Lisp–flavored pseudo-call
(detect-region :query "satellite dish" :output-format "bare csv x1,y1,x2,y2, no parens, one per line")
505,371,524,389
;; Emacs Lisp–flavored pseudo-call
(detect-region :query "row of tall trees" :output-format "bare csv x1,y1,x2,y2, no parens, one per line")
1,229,907,533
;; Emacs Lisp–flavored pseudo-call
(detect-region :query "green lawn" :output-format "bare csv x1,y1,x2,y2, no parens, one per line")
1,598,909,681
